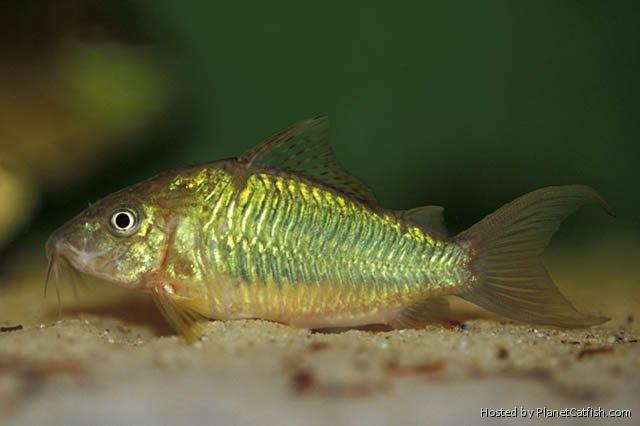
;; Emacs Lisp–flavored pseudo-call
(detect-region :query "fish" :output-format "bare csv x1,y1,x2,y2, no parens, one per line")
45,117,611,341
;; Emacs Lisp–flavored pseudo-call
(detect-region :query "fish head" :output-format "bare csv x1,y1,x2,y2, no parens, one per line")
46,190,168,289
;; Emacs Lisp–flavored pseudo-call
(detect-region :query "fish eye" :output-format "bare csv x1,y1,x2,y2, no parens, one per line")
109,208,139,236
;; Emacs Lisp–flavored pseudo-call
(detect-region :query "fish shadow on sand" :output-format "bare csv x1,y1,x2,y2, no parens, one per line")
51,296,494,337
53,297,175,336
312,314,494,334
312,302,495,334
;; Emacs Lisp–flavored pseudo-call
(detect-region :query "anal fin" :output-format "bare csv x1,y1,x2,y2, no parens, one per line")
151,286,211,343
389,297,450,329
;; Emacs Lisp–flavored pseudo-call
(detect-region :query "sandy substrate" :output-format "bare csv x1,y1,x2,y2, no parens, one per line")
0,236,638,425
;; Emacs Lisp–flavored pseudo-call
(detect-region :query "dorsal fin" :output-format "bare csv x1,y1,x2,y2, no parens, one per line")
399,206,447,238
240,117,377,205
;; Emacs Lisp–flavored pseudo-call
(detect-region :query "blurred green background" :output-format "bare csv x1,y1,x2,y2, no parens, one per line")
1,0,638,259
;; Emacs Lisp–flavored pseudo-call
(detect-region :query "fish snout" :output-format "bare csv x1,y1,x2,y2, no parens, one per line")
45,225,115,287
45,226,94,270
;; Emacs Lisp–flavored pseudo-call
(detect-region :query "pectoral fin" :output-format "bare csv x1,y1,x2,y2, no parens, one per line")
389,297,450,329
151,287,211,343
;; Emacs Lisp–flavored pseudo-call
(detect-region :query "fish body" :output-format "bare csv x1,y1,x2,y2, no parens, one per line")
46,118,610,341
151,163,469,328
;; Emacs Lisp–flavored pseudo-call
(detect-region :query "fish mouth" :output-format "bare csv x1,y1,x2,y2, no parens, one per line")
45,231,118,288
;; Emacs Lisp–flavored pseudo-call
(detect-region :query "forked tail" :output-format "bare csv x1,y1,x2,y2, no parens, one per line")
454,185,612,327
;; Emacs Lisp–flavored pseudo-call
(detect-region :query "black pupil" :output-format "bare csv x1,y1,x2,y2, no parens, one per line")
115,212,132,229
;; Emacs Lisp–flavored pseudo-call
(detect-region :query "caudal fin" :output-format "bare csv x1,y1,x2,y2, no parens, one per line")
454,185,611,327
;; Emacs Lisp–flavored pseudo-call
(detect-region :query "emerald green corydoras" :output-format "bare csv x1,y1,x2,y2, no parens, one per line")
46,118,610,341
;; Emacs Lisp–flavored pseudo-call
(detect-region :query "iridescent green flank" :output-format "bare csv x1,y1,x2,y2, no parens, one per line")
166,166,470,324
